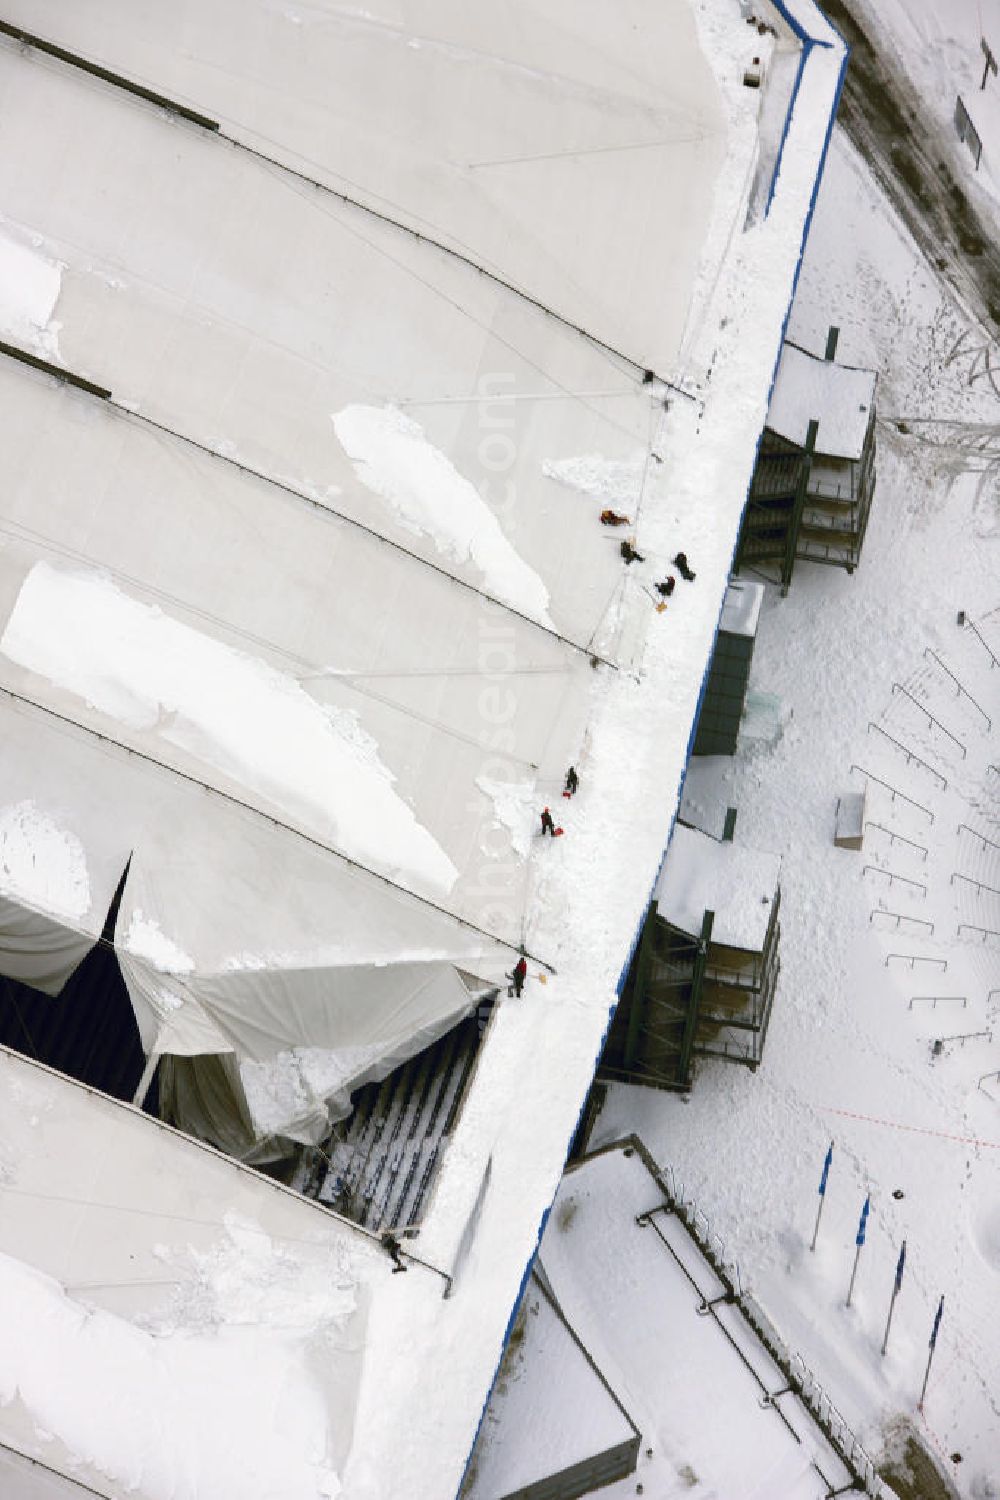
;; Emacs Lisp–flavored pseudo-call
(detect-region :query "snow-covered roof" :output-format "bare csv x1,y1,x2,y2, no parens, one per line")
493,1142,844,1498
719,579,765,638
655,823,781,951
0,0,846,1494
464,1272,636,1498
767,341,877,459
0,1046,386,1500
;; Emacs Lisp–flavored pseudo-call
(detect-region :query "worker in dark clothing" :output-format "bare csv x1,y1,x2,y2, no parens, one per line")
655,576,675,598
620,540,645,564
673,551,696,581
563,765,579,797
600,508,630,526
381,1232,408,1273
508,954,528,997
541,806,557,836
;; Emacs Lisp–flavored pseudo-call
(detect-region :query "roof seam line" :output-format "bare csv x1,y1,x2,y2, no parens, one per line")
0,682,555,972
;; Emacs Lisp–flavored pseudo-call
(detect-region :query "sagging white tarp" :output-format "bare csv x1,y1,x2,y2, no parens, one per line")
0,703,134,994
116,822,505,1153
0,688,510,1153
0,894,94,997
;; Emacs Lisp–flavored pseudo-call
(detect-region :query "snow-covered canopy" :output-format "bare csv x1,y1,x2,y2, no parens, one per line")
767,341,877,459
655,822,781,951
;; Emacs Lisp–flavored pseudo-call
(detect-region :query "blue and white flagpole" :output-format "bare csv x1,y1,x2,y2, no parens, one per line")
881,1240,906,1356
810,1141,834,1252
918,1296,945,1411
846,1193,870,1307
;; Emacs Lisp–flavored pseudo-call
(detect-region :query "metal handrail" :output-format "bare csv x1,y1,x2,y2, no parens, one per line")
924,648,991,728
965,617,999,669
864,821,928,858
864,866,927,895
890,683,967,757
885,953,947,970
908,996,966,1009
958,823,1000,855
958,923,1000,941
867,723,947,787
850,765,934,821
952,872,1000,898
870,909,933,932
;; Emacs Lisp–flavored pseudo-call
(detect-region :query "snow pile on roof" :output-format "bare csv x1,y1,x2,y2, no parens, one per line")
0,1047,386,1500
767,342,876,460
123,910,195,977
1,561,458,894
655,823,780,950
333,405,552,627
541,453,647,509
0,224,61,356
0,800,89,921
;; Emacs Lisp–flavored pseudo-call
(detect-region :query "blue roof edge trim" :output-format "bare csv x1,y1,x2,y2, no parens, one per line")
455,10,850,1495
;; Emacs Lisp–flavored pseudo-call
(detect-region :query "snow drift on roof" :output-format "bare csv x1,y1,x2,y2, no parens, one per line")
0,224,61,357
1,561,458,894
0,800,90,922
333,405,553,626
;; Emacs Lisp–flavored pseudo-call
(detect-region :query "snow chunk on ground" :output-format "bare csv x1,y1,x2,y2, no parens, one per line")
332,404,553,626
476,774,536,858
541,452,646,509
0,800,90,920
0,225,61,357
1,562,458,894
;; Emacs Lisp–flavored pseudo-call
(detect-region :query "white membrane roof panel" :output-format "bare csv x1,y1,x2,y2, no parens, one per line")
0,0,727,376
0,362,593,947
0,39,669,649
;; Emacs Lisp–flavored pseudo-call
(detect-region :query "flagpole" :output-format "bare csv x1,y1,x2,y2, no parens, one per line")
881,1240,906,1356
810,1141,834,1252
846,1193,870,1307
918,1296,945,1411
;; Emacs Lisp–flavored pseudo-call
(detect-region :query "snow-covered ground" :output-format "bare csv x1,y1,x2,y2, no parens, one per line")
597,122,1000,1499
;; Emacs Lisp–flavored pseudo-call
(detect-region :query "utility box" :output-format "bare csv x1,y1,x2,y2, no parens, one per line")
693,580,764,756
834,791,865,851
